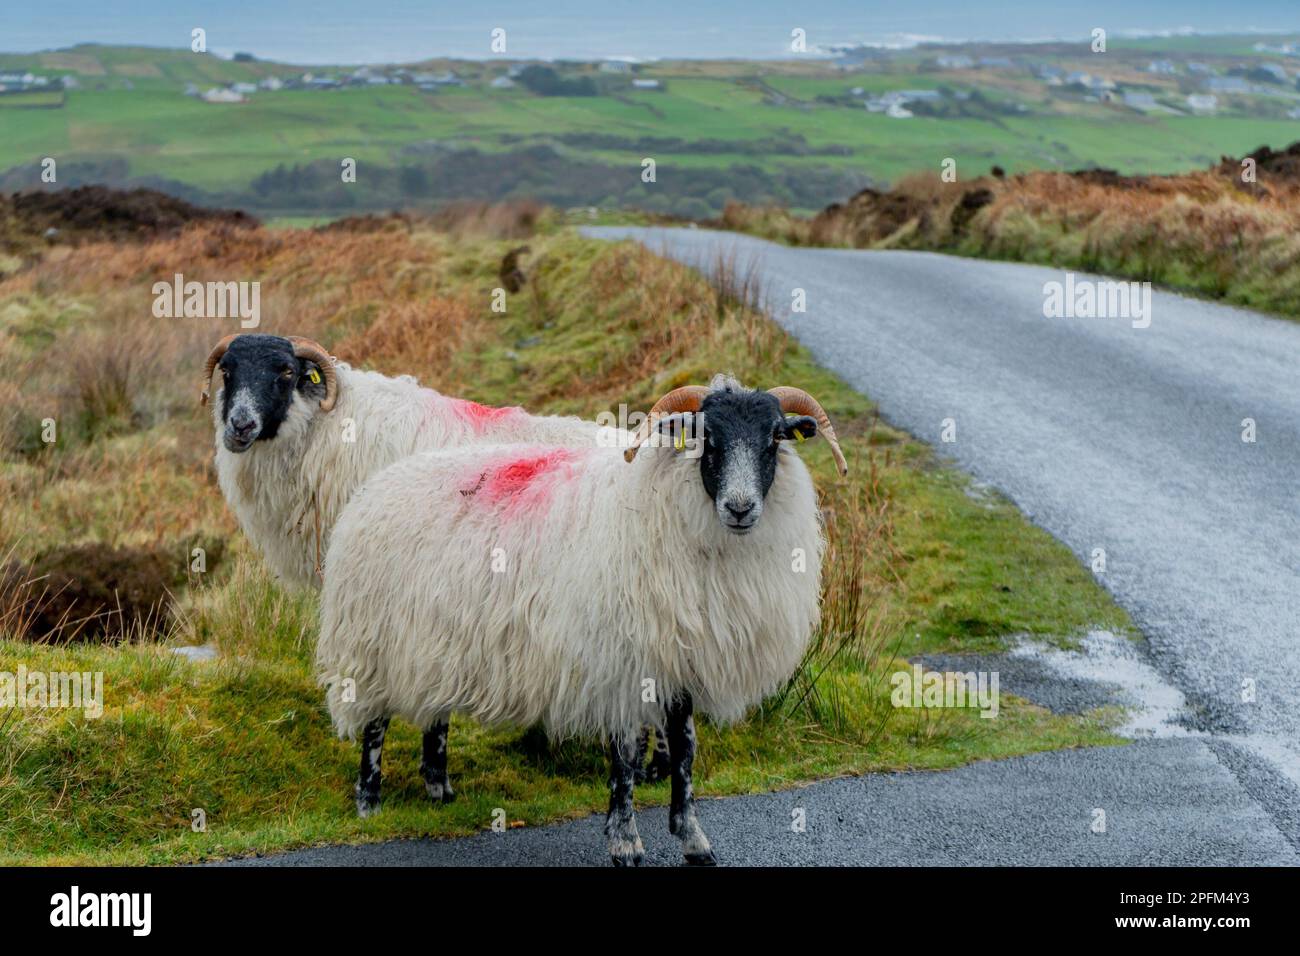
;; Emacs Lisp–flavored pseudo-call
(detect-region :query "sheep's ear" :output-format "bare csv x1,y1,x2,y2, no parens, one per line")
298,360,326,394
778,415,817,442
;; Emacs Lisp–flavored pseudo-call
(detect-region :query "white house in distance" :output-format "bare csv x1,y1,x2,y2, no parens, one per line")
490,75,516,89
0,71,52,91
863,89,939,117
632,78,661,90
412,70,462,90
201,87,246,103
1186,93,1218,113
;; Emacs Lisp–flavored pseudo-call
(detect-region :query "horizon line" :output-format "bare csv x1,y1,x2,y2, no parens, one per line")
4,28,1299,69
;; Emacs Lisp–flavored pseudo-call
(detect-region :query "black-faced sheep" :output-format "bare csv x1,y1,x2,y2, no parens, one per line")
316,375,847,865
201,333,672,780
202,333,620,588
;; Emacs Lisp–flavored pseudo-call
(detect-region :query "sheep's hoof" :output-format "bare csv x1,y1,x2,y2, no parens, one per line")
675,821,716,865
425,779,456,804
683,849,718,867
355,787,382,818
608,837,645,867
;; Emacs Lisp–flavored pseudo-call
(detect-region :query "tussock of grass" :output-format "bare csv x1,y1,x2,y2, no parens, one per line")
172,557,316,666
0,220,1133,863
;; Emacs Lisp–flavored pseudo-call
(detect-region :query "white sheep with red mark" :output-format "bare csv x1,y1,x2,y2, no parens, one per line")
316,374,848,865
201,333,620,589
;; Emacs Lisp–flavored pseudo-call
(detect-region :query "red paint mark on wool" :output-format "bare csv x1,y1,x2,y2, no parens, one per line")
448,397,523,429
478,449,579,511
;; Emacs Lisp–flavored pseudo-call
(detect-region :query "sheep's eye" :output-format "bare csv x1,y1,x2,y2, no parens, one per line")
281,368,294,379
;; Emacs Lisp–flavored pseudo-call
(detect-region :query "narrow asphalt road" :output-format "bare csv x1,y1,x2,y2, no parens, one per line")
584,227,1300,788
230,230,1300,866
221,740,1296,866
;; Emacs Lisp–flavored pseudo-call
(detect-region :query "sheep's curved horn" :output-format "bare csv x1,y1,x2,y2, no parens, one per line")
287,337,340,412
623,385,710,463
768,386,849,476
200,334,240,406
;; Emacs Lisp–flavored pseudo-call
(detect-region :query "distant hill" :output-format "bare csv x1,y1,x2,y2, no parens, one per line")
3,36,1300,217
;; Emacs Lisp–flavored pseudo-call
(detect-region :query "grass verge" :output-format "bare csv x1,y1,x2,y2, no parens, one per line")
714,146,1300,320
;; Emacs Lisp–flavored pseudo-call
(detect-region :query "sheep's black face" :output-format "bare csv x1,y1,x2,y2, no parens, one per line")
695,388,816,535
216,335,326,453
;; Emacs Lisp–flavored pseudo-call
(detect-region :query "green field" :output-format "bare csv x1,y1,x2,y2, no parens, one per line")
0,90,65,109
2,38,1300,215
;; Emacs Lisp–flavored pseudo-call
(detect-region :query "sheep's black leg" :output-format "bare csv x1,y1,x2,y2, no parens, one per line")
645,725,672,782
420,719,455,804
634,724,672,783
666,694,716,866
631,723,670,785
633,726,650,779
355,716,390,818
605,735,644,867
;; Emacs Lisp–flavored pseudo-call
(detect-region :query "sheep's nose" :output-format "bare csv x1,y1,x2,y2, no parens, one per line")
725,501,754,521
230,414,257,439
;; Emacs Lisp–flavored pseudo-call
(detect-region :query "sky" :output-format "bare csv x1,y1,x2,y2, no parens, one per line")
5,0,1300,64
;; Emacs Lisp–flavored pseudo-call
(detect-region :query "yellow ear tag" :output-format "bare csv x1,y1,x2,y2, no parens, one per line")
674,430,686,451
309,369,321,385
795,429,806,443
